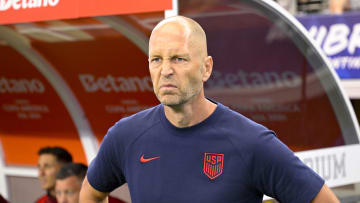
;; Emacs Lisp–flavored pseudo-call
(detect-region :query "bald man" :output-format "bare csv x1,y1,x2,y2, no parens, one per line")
80,16,339,203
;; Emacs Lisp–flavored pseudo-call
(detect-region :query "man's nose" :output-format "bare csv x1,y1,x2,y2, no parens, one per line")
160,60,174,77
58,194,68,203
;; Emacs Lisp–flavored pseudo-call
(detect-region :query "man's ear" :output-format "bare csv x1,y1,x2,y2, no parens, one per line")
202,56,213,82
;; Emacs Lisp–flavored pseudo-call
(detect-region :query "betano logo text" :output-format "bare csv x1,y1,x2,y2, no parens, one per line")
79,74,153,93
0,77,45,93
0,0,59,11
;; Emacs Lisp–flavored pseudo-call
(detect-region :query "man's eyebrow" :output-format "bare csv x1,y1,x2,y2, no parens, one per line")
149,54,162,58
172,54,190,58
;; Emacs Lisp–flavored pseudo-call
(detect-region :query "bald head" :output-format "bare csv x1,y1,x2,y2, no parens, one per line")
149,16,208,57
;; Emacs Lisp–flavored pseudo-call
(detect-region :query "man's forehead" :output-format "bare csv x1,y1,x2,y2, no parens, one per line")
149,40,190,55
38,154,58,164
56,176,82,187
150,19,191,44
149,38,190,56
151,25,188,43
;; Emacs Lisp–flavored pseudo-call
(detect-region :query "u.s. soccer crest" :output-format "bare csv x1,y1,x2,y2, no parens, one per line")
203,153,224,179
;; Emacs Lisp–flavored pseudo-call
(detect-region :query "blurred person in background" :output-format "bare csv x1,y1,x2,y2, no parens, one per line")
36,146,73,203
55,163,87,203
329,0,348,13
329,0,360,13
56,163,126,203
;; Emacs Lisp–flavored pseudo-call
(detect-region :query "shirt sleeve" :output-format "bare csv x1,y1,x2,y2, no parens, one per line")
250,131,324,203
87,125,126,193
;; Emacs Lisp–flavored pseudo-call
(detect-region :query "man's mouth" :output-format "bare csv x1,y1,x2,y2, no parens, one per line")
160,84,177,90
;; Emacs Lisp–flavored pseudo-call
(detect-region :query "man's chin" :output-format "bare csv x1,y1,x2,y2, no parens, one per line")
160,98,182,107
159,95,181,106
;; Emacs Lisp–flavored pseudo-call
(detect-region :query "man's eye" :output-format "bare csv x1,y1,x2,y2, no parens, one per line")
174,57,186,63
151,58,161,63
65,191,75,196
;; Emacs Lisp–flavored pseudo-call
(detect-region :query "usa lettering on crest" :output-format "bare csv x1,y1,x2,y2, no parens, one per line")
203,153,224,179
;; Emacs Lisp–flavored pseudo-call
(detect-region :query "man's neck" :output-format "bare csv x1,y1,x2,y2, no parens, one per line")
164,95,217,128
